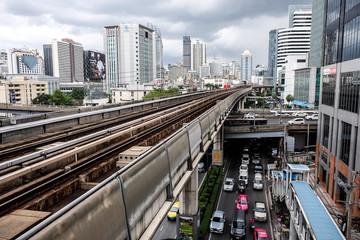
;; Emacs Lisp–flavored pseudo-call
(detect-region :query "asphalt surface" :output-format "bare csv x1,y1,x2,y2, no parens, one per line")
152,171,206,239
209,143,271,240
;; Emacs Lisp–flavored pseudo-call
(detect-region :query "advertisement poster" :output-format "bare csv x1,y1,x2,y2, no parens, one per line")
212,150,223,166
87,51,106,81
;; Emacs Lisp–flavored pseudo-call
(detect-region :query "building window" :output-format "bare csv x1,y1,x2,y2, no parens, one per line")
321,74,336,106
339,71,360,113
341,122,351,165
323,114,330,149
131,92,134,97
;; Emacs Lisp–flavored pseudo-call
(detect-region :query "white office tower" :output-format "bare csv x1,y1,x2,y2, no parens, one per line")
104,24,160,93
199,63,210,78
241,50,253,82
52,38,84,83
209,59,222,76
8,47,44,75
0,50,8,76
277,6,312,74
191,40,206,76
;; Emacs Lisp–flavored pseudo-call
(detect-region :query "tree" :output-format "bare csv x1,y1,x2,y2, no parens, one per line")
70,88,85,100
286,94,295,104
143,87,180,99
32,94,52,104
50,89,73,106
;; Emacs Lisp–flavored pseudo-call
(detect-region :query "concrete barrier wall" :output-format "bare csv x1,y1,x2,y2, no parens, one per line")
31,179,127,240
25,89,250,240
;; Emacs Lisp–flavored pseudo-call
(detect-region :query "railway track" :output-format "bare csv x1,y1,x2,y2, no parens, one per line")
0,91,225,161
0,90,234,220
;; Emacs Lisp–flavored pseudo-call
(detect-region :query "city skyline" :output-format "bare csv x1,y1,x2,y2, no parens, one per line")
1,0,311,67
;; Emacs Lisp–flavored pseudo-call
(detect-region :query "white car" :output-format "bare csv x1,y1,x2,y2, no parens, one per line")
305,114,318,120
274,111,289,116
223,178,235,192
288,118,305,125
239,172,248,185
253,173,263,190
241,155,250,165
292,111,308,117
239,164,248,173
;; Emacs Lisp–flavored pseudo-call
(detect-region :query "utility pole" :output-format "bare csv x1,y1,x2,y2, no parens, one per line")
346,172,358,239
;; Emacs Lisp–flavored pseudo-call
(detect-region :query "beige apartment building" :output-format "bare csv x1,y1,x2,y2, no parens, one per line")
0,76,48,105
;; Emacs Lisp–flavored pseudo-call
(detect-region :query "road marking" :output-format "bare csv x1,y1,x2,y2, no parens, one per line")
159,226,163,232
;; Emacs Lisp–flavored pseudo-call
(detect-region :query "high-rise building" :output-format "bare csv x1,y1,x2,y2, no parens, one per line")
309,0,325,67
191,40,206,75
0,50,7,77
277,6,312,73
153,27,163,79
267,29,280,85
43,44,53,76
241,50,253,82
51,38,84,83
104,23,161,93
183,35,191,70
7,47,44,75
317,0,360,219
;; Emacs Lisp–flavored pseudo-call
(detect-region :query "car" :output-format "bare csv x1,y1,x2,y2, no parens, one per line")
305,114,318,120
209,210,226,234
252,155,261,164
230,209,246,239
242,148,250,154
288,118,305,125
254,228,270,240
292,111,308,117
241,155,250,165
254,201,267,222
224,178,235,191
167,202,179,220
236,195,248,212
198,162,205,172
253,164,263,174
239,164,248,172
244,112,260,119
239,171,248,185
274,111,289,116
253,173,263,190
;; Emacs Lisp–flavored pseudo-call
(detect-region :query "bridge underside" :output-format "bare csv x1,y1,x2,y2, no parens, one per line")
225,131,284,139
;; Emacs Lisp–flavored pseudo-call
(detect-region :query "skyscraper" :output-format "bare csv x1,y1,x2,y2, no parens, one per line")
317,0,360,220
183,35,191,70
277,5,312,73
51,38,84,83
43,44,53,76
104,23,161,93
241,50,253,83
7,47,44,75
191,40,206,75
309,0,325,67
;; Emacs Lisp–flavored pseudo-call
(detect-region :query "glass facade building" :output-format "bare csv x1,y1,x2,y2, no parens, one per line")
267,29,278,80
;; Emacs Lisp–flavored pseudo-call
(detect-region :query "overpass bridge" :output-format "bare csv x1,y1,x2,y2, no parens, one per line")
0,88,250,240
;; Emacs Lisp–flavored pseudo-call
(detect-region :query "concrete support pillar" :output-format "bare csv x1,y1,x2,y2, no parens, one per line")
179,168,199,239
289,220,298,240
214,126,224,151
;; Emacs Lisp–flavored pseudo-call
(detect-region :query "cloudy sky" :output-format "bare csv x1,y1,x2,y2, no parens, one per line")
1,0,312,67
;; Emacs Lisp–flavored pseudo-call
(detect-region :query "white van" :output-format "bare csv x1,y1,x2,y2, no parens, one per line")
239,171,248,185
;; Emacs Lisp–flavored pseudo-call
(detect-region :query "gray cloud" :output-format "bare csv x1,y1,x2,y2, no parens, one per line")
2,0,312,66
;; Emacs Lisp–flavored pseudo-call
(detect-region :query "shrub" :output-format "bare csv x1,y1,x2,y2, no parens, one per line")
202,193,210,199
199,196,207,203
207,182,215,188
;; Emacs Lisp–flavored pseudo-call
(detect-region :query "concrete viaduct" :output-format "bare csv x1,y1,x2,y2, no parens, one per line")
14,88,250,240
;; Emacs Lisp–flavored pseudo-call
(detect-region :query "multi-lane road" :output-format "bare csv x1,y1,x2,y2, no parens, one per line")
209,141,271,240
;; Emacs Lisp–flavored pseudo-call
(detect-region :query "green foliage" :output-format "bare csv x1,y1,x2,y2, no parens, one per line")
286,94,295,103
199,166,223,239
70,88,85,100
143,87,179,99
32,89,73,106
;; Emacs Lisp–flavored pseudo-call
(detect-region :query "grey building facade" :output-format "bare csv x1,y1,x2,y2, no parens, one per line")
183,35,191,70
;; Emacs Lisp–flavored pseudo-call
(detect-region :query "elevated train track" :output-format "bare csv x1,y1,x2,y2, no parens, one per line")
0,87,249,239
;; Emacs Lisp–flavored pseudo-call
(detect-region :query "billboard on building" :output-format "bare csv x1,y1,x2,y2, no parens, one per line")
86,51,106,81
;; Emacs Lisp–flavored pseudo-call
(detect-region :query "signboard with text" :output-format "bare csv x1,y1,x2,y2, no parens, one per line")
212,150,223,166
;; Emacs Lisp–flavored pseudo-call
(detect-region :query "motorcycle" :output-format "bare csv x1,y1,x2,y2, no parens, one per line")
237,180,246,193
250,218,255,231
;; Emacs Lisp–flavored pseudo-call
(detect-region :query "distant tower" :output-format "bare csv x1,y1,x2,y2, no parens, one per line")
7,47,44,75
183,35,191,70
43,44,53,76
191,39,206,75
241,50,253,82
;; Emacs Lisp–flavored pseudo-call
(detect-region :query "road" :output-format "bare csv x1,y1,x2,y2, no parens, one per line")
152,171,206,239
209,142,271,240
